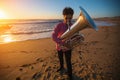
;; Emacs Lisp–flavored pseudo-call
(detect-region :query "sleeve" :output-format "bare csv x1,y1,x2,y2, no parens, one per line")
52,24,64,45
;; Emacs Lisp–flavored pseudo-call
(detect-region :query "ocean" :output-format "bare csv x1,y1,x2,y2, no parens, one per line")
0,19,115,44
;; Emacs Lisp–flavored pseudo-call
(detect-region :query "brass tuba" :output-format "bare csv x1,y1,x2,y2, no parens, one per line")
60,6,98,49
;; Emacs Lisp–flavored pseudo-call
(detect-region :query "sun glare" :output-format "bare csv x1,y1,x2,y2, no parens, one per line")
0,10,7,19
1,35,13,43
4,37,12,43
4,38,12,43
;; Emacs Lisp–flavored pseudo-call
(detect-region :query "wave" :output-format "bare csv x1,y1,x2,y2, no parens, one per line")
3,20,62,25
9,29,53,35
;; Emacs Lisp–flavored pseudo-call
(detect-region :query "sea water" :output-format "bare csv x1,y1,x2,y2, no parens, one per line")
0,19,115,44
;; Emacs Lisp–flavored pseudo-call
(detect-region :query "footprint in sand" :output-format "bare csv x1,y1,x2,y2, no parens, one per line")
36,58,44,62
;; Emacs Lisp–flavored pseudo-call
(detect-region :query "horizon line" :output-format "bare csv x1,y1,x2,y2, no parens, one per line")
0,16,120,20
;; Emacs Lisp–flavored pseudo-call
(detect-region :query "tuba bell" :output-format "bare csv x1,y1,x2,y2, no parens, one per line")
60,6,98,49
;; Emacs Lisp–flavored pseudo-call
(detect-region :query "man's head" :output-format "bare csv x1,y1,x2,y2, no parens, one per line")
62,7,74,24
63,7,74,15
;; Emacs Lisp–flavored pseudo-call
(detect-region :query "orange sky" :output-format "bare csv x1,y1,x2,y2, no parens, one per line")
0,0,119,19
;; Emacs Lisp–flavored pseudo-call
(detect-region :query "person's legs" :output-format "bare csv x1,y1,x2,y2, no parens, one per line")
57,50,64,72
64,50,72,79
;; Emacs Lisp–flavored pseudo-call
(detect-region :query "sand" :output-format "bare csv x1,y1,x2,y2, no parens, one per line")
0,19,120,80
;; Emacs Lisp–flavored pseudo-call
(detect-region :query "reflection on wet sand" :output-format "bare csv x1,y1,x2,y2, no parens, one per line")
0,34,15,43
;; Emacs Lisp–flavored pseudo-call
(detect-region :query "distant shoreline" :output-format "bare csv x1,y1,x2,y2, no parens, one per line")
94,16,120,26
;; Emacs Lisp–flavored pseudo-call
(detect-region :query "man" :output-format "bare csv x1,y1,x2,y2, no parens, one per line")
52,7,74,80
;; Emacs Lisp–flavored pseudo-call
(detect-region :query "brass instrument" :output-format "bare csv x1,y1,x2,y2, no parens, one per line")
60,6,98,49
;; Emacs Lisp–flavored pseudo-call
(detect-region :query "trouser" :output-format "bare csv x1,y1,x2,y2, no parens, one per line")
57,50,72,77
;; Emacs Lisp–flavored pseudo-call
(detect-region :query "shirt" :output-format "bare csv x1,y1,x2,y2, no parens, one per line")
52,22,72,51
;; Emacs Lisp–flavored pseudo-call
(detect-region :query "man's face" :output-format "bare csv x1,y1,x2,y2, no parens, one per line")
63,14,73,24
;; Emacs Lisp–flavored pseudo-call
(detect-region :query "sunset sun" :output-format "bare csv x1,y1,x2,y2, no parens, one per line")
0,10,7,19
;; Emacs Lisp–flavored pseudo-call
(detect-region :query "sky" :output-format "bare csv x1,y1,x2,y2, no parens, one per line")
0,0,120,19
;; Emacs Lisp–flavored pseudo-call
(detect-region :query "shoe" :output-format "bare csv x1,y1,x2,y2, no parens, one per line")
68,76,73,80
68,74,73,80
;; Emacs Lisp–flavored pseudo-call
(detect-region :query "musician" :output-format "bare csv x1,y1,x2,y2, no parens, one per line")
52,7,74,80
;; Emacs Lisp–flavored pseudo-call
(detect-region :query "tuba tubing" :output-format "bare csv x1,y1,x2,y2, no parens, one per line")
60,6,98,40
60,6,98,49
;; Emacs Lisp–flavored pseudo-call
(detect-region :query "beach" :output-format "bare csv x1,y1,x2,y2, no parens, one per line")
0,18,120,80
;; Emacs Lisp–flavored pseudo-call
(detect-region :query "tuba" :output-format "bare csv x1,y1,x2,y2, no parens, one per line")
60,6,98,49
